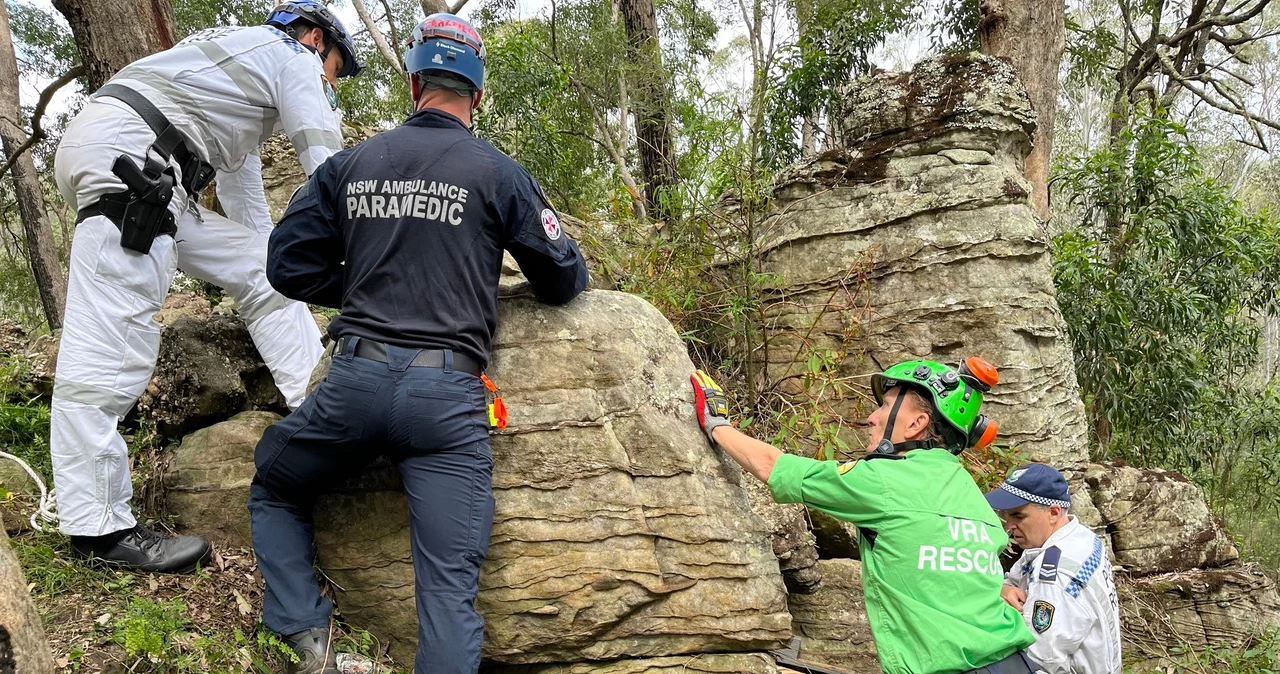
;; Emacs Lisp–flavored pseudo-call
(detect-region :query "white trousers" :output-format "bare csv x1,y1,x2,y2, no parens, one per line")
50,100,323,536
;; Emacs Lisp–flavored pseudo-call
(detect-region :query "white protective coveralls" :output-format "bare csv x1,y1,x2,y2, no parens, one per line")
51,24,342,537
1005,516,1123,674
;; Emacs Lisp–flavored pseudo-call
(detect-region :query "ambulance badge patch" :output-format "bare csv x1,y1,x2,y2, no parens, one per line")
541,208,562,240
1032,600,1055,633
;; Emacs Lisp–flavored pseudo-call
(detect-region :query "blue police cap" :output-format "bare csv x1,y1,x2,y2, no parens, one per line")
985,463,1071,511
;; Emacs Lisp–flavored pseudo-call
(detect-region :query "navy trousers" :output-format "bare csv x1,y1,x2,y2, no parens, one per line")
248,338,494,674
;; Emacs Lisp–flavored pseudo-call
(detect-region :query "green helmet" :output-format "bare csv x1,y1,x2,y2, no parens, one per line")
869,357,1000,454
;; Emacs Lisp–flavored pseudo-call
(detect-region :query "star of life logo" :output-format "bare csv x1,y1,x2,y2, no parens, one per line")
541,208,561,240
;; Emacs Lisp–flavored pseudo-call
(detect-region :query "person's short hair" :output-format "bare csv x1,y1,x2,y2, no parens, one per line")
281,18,325,48
899,388,946,443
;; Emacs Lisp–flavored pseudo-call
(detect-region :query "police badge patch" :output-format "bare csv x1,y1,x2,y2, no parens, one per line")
1032,600,1055,633
323,77,339,110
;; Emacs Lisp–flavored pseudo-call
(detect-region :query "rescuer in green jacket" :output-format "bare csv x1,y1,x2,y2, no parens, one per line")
691,359,1037,674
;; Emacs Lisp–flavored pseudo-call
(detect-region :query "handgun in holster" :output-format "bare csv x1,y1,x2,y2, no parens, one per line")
108,152,177,255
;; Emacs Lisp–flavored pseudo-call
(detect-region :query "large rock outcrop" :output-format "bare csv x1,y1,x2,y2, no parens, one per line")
312,290,791,665
165,411,281,548
1120,564,1280,665
753,54,1089,468
164,290,792,669
1083,463,1237,575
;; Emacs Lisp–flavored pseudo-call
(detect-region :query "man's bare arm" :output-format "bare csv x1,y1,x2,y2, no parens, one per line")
711,426,783,483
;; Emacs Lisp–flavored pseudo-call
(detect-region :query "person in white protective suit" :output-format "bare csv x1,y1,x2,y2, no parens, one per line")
986,464,1122,674
50,0,362,572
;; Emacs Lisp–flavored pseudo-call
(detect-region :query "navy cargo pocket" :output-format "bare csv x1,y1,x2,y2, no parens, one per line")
309,373,379,442
406,376,486,452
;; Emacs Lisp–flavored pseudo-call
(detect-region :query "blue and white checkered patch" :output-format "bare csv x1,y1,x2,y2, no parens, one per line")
1067,537,1104,598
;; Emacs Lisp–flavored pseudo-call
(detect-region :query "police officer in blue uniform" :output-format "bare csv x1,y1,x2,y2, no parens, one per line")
248,13,589,674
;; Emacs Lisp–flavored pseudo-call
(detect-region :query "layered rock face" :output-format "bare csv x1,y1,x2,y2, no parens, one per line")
312,290,791,666
754,54,1089,469
161,290,792,670
785,560,878,673
1121,564,1280,659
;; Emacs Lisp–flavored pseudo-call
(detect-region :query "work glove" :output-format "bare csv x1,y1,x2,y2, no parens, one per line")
691,369,732,445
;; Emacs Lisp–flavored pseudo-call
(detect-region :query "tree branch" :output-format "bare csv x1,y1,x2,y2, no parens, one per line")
0,64,84,178
377,0,403,50
350,0,405,81
449,0,472,13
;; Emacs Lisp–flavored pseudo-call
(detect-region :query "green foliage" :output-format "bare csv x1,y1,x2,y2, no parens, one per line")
116,597,191,661
1053,112,1280,473
171,0,272,37
0,393,52,481
12,530,120,597
473,13,615,213
764,0,915,168
8,1,79,80
1127,628,1280,674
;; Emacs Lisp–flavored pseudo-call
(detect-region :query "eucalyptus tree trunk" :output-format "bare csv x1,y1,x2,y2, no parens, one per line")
0,527,55,674
619,0,679,224
52,0,177,91
0,0,67,329
979,0,1065,222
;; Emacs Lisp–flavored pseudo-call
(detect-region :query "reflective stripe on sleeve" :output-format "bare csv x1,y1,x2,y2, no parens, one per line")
289,128,344,155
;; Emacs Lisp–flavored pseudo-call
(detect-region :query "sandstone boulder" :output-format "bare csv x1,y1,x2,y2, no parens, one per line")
487,653,781,674
1084,463,1237,575
303,291,791,666
165,411,281,548
807,509,861,560
785,559,877,673
743,477,822,593
1120,564,1280,665
753,54,1089,468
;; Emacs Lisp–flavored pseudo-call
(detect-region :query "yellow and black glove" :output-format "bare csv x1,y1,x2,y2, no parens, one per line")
691,369,732,445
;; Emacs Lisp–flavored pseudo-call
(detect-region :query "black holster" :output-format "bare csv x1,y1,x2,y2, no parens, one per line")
109,154,177,255
77,83,215,254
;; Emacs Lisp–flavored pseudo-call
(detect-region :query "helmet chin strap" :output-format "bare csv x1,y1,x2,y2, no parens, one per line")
874,387,937,454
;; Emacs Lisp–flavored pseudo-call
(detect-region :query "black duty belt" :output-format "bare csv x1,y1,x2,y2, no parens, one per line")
77,200,178,234
966,650,1038,674
337,336,483,376
94,83,216,200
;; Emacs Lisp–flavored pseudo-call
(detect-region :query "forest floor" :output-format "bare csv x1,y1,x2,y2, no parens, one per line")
8,514,404,673
0,382,403,674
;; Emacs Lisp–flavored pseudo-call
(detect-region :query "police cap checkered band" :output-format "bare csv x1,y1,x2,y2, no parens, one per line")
997,482,1071,509
984,463,1072,511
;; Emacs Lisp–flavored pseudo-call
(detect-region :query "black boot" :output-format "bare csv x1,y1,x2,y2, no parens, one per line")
69,524,212,574
284,627,339,674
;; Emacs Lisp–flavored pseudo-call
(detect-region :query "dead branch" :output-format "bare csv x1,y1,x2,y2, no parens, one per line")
0,64,84,178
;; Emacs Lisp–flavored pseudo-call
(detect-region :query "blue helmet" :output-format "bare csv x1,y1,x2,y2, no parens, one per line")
265,0,363,78
403,13,486,91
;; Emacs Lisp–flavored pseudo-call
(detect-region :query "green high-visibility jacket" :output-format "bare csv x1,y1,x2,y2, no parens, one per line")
769,448,1035,674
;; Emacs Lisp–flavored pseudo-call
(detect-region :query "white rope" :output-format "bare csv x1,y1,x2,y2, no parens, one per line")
0,450,57,532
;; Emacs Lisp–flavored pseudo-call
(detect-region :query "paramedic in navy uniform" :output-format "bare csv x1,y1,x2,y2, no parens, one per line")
247,13,589,674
